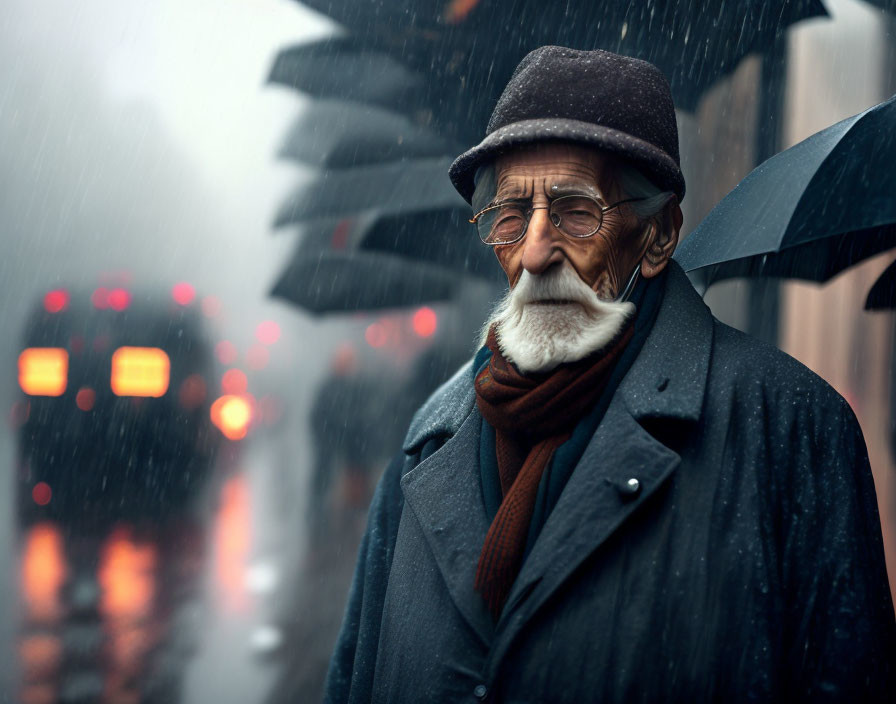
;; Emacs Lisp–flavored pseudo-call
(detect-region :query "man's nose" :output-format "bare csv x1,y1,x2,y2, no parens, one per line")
520,207,565,276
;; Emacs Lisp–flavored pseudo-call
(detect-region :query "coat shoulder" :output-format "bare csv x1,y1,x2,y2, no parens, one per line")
401,359,476,453
708,318,855,421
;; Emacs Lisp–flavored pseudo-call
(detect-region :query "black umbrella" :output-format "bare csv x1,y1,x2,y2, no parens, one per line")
277,100,452,168
295,210,503,283
674,95,896,288
268,42,422,112
291,0,827,114
273,156,465,226
865,259,896,310
269,248,463,314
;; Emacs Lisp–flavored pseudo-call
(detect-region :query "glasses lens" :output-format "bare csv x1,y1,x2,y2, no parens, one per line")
551,196,602,238
478,204,527,245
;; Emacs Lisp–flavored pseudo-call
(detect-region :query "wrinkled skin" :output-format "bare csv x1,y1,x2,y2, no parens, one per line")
492,143,683,300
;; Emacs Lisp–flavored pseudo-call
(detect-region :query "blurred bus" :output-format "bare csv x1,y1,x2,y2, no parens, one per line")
14,285,225,529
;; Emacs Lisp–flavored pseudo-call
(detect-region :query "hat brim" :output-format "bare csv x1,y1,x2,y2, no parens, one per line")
448,118,685,205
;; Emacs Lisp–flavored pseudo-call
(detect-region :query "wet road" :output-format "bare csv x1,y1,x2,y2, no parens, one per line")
0,419,313,704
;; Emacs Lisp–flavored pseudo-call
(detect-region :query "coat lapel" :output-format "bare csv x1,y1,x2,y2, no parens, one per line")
492,405,680,656
399,407,495,646
490,262,714,665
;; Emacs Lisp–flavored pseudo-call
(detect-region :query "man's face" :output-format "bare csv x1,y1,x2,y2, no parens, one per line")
491,143,652,300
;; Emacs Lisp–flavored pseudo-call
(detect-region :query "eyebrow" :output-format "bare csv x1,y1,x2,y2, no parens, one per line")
546,181,605,200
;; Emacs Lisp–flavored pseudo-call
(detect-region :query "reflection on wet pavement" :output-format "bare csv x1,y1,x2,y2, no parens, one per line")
16,515,212,703
214,476,252,615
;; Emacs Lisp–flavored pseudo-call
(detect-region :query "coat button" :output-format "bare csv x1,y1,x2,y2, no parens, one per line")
618,477,641,496
473,684,488,700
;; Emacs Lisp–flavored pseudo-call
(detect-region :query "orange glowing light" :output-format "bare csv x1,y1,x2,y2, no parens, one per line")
255,320,281,346
110,347,170,397
22,523,67,622
221,368,248,395
412,306,438,337
75,387,95,411
210,395,252,440
19,348,68,396
99,527,157,620
171,282,196,306
43,289,69,313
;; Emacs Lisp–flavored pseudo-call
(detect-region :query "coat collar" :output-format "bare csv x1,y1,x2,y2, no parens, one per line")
402,260,711,454
615,259,711,422
399,260,713,652
402,358,476,453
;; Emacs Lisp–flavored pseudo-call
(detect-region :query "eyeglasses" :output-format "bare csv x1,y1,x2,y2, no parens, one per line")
470,194,646,246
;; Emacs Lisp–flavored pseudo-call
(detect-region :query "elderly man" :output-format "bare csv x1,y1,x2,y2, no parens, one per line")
324,47,896,703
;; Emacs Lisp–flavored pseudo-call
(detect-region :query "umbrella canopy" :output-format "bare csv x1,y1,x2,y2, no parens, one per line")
296,210,503,283
292,0,826,114
270,248,463,314
674,95,896,288
273,157,466,226
278,100,453,168
268,42,422,112
865,258,896,310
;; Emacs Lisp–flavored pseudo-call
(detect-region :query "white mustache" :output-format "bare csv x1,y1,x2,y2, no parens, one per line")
510,265,603,311
483,263,635,373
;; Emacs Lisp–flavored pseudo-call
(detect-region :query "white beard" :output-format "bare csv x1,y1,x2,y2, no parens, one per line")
483,265,635,374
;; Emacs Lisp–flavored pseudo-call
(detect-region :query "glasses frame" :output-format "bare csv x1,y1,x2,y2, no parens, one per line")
470,194,647,246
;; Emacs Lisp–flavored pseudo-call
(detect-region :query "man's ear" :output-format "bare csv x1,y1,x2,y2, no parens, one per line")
641,200,682,279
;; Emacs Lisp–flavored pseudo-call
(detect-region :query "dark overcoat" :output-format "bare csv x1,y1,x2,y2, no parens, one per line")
325,262,896,703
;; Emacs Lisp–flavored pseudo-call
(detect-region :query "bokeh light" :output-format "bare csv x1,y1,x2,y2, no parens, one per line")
31,482,52,506
43,290,69,314
221,368,248,395
107,288,131,311
255,320,281,346
172,282,196,306
75,387,95,411
412,307,438,337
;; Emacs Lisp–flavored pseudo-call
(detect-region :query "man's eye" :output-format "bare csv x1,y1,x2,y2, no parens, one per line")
494,213,524,229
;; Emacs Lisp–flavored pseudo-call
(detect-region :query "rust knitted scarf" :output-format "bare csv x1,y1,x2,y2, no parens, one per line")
473,322,634,618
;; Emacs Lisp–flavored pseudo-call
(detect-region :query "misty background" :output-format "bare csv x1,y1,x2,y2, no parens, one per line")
1,0,895,702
